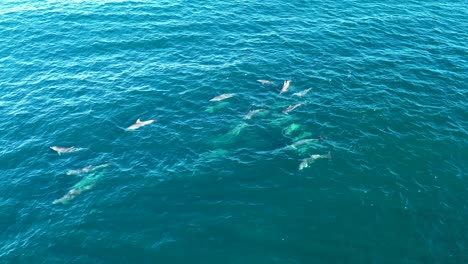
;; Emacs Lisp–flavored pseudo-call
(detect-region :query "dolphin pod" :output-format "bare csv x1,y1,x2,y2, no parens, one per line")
52,77,331,205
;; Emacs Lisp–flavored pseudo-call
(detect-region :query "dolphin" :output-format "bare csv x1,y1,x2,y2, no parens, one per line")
227,122,248,137
209,93,235,102
282,103,304,114
293,132,313,141
50,146,87,155
52,188,85,205
298,152,331,170
243,109,266,120
289,138,320,149
257,79,274,85
198,149,230,161
293,88,312,97
283,123,301,136
206,101,229,113
214,123,249,144
127,118,155,130
53,172,105,204
280,80,291,94
66,163,111,176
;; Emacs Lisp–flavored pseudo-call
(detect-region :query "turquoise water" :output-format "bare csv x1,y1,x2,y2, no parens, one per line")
1,0,467,262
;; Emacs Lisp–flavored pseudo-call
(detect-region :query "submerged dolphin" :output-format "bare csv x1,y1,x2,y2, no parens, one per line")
53,172,106,204
293,88,312,97
283,123,301,136
66,163,111,176
282,103,304,114
293,132,314,141
299,152,331,170
280,80,291,94
206,101,229,113
257,79,274,85
289,138,320,149
214,123,249,144
209,93,235,102
198,149,230,161
243,109,266,120
50,146,87,155
227,123,248,137
127,118,155,130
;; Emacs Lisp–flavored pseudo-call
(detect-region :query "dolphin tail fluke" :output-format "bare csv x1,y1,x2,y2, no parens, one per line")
326,151,332,160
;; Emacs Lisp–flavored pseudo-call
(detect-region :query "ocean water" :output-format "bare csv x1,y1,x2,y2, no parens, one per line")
0,0,467,263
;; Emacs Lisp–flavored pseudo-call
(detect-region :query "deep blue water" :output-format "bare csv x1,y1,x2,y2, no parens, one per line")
1,0,467,263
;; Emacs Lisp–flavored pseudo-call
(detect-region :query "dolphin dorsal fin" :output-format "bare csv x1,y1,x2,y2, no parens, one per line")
136,118,141,123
